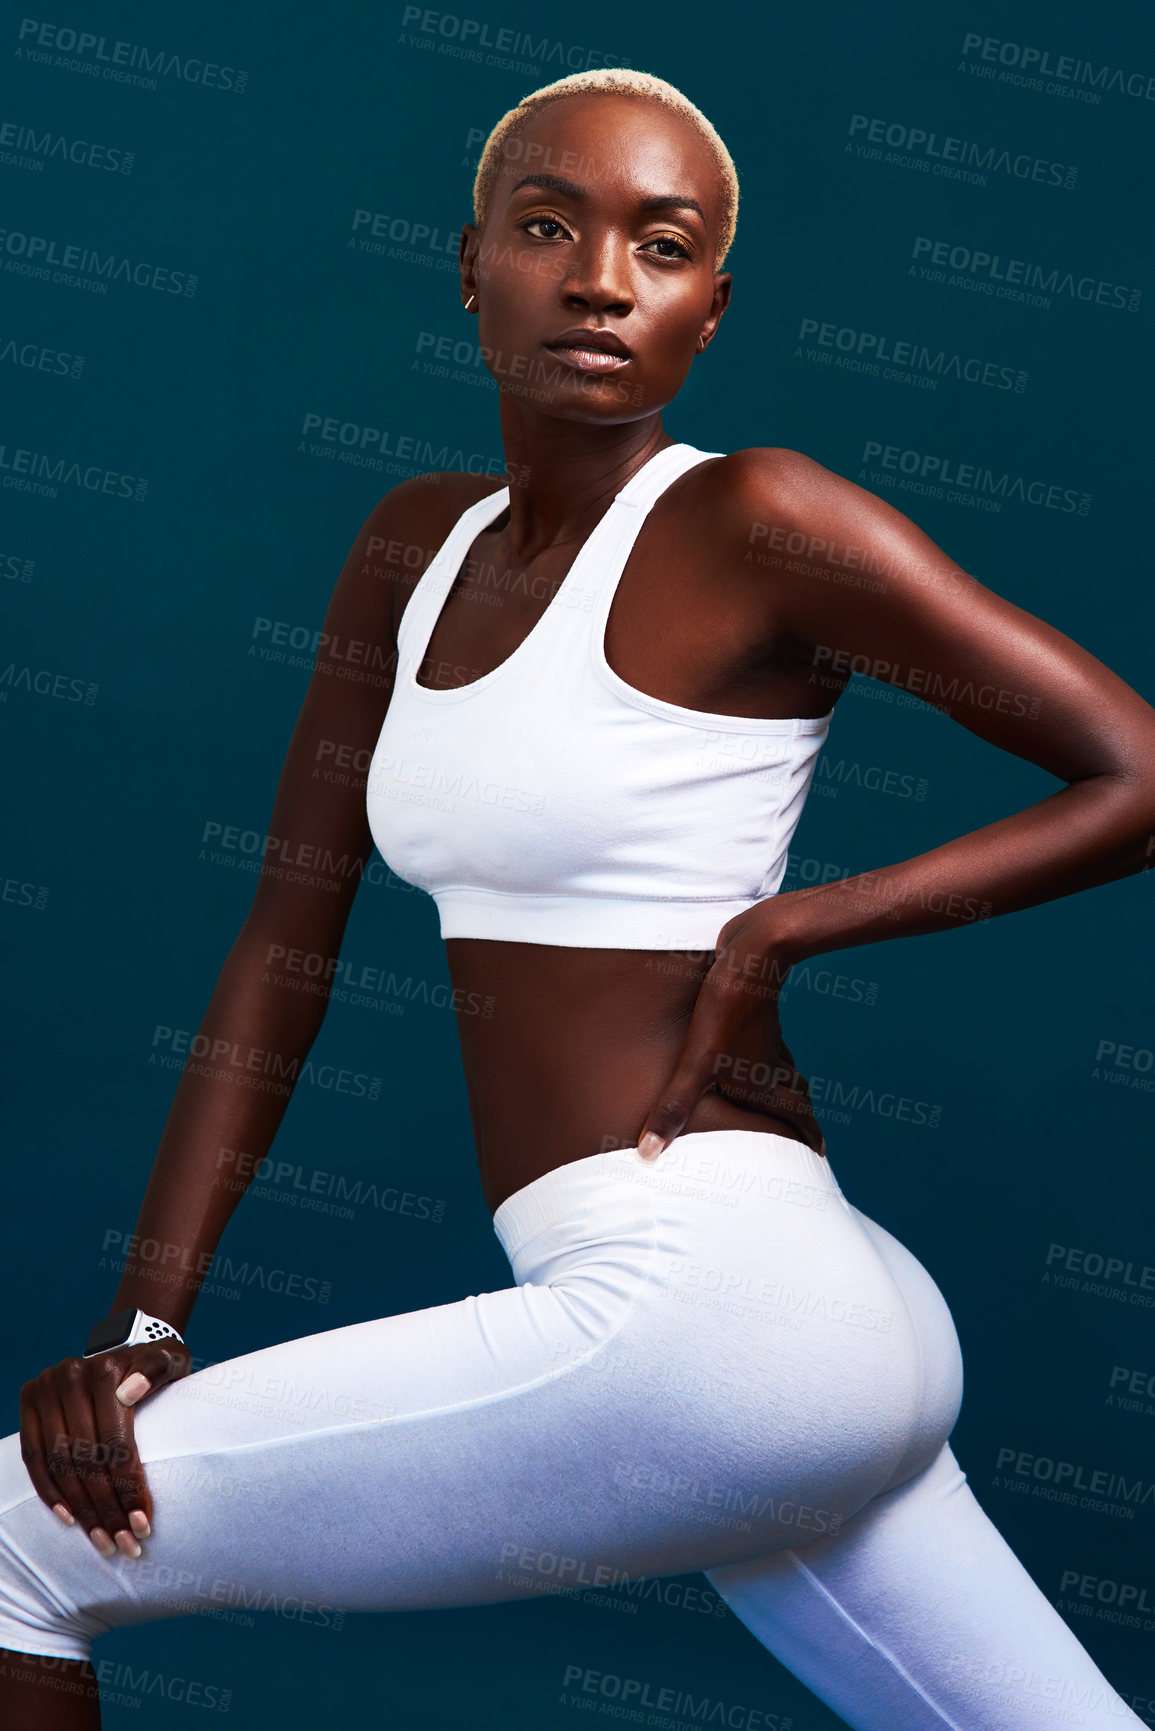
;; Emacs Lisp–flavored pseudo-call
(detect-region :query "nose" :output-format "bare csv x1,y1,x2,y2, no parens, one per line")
559,231,635,319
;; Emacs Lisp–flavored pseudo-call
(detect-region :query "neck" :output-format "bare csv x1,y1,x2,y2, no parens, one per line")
495,399,676,559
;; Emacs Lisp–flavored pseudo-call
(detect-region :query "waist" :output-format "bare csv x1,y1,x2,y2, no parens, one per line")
444,938,826,1211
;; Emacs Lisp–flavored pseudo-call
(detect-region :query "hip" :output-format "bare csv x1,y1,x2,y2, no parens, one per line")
493,1130,962,1469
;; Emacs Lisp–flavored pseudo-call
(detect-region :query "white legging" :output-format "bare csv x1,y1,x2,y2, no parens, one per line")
0,1130,1140,1728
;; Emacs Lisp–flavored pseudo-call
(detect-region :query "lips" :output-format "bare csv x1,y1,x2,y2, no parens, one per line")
544,328,633,375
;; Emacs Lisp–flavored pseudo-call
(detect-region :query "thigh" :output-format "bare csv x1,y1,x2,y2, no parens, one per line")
0,1277,617,1660
705,1442,1143,1730
3,1177,815,1666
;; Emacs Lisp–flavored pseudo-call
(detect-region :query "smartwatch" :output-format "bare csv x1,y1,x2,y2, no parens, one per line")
83,1309,184,1358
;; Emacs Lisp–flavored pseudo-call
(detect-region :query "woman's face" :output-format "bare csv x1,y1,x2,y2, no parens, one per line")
462,93,732,425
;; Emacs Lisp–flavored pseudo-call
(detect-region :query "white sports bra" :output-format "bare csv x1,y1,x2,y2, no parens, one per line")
365,442,832,950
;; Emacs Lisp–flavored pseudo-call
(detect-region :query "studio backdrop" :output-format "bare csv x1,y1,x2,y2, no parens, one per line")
3,0,1153,1725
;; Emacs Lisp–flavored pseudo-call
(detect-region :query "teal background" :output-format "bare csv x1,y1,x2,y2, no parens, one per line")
3,0,1153,1723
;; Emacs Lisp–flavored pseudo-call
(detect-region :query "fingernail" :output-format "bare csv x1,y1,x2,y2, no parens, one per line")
129,1510,151,1539
52,1503,75,1527
115,1372,152,1406
89,1528,117,1559
638,1132,665,1162
115,1530,142,1560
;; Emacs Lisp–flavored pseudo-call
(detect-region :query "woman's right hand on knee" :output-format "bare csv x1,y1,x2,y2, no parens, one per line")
18,1340,191,1560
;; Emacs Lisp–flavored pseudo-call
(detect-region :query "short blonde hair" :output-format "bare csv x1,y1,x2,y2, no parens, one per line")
472,69,739,271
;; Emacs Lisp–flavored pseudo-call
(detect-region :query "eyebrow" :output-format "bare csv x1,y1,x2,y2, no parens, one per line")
509,174,707,225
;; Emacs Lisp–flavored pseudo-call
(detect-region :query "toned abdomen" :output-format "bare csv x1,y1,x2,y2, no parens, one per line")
445,939,824,1213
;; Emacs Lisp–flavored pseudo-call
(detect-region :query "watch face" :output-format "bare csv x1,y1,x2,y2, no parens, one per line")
85,1309,137,1355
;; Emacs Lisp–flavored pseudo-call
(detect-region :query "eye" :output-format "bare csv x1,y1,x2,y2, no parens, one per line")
520,214,571,241
641,233,694,261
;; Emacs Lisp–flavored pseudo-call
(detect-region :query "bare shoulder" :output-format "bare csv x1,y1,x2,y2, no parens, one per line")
694,444,972,601
669,444,898,605
366,467,506,556
360,468,508,636
699,445,871,537
667,446,879,574
713,444,831,488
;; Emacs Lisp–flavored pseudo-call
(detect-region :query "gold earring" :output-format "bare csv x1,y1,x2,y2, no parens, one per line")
465,294,477,312
696,335,706,352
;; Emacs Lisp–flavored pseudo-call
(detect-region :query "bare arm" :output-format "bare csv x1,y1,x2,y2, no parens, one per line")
18,476,435,1550
727,447,1155,962
110,502,403,1334
636,448,1155,1157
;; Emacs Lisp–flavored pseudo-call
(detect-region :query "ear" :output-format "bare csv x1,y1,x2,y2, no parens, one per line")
459,222,481,311
697,272,732,351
